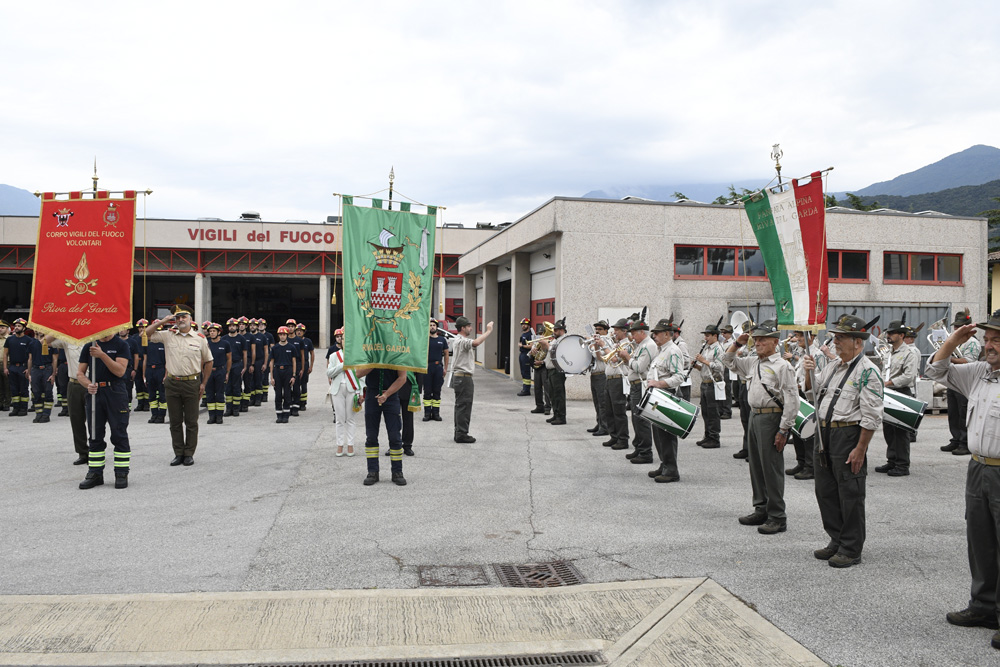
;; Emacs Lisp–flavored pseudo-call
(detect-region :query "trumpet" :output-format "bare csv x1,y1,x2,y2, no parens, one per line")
926,317,961,358
601,340,634,367
528,322,555,361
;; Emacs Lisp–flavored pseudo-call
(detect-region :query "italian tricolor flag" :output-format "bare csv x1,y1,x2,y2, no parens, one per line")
743,172,829,329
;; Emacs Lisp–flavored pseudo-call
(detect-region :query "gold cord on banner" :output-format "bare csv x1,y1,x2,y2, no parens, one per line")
141,192,148,346
438,208,445,316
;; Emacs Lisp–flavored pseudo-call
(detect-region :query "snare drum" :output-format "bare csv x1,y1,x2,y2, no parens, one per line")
793,399,816,439
551,334,594,374
883,388,927,433
638,387,700,439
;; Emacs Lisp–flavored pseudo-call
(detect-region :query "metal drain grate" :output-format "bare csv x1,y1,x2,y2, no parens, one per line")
492,561,585,588
254,652,604,666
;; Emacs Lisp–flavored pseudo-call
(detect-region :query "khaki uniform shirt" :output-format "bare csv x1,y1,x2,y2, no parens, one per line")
696,340,724,384
605,336,626,378
450,334,476,374
810,352,884,432
544,333,564,371
960,337,982,363
887,343,920,391
49,338,85,372
149,329,212,377
649,340,685,390
627,336,657,383
926,358,1000,458
724,348,799,431
590,335,609,374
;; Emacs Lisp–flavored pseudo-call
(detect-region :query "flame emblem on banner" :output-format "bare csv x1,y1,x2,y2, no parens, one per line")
65,253,99,295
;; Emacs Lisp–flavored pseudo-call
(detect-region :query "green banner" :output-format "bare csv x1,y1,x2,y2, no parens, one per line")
342,200,437,372
742,192,794,325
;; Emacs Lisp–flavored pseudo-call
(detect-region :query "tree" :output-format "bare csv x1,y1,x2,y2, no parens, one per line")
825,194,839,207
978,196,1000,252
672,191,689,201
845,192,881,211
712,184,755,205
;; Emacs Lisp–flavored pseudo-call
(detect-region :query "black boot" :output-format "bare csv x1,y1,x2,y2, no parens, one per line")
58,407,69,417
517,387,531,396
240,401,249,412
290,407,299,417
79,469,104,489
223,405,233,417
422,412,433,422
114,469,129,489
392,472,407,486
364,471,379,486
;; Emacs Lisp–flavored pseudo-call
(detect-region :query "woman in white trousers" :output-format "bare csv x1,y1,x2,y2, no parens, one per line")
326,329,364,456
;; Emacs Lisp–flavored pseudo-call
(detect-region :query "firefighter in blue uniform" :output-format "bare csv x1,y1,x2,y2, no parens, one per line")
118,328,138,408
269,326,297,423
3,318,32,416
224,317,248,417
28,334,55,423
130,319,149,411
258,318,274,403
55,344,70,417
422,318,449,421
294,323,315,410
237,316,254,411
517,317,533,396
358,366,408,487
205,323,232,424
248,318,267,406
285,319,305,416
78,332,132,489
143,324,167,424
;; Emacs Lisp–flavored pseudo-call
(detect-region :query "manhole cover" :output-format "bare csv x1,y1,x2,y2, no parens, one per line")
255,652,604,666
418,565,490,587
492,561,585,588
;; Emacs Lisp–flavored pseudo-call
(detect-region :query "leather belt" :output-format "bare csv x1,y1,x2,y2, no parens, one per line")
69,378,79,385
454,372,472,377
752,407,782,414
973,455,1000,467
591,371,605,376
276,365,290,369
630,379,643,385
35,365,52,370
95,381,120,387
168,374,199,381
148,364,162,369
820,420,860,428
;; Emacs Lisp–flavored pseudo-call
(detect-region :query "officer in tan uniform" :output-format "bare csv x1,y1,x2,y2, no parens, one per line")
875,316,920,477
645,318,686,483
617,314,657,465
693,319,725,449
803,313,884,568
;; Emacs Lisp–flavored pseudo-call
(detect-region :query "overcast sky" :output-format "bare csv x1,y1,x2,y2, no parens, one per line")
2,1,997,224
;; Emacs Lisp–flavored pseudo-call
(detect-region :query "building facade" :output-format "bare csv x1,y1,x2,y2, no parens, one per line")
458,197,988,399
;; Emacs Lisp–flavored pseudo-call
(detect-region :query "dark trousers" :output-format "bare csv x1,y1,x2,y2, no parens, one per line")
590,372,609,431
814,425,867,558
453,374,474,437
606,375,629,445
948,388,970,449
8,365,28,409
700,382,721,443
56,362,68,406
0,366,9,408
226,361,244,410
965,461,1000,617
30,366,54,416
629,381,652,456
748,411,785,521
719,369,733,418
251,362,264,399
273,367,293,414
67,380,89,456
679,383,691,402
205,370,226,414
291,369,303,409
146,366,166,416
546,369,566,420
423,361,444,415
883,387,913,470
401,377,414,449
533,365,550,410
519,353,533,386
165,377,201,456
365,387,402,473
652,390,679,477
739,382,751,453
134,366,147,404
85,382,130,471
792,432,815,474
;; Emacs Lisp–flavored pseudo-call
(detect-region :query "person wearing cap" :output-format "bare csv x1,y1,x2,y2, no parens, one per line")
529,326,552,416
928,311,1000,647
326,331,362,454
284,319,306,416
646,318,686,482
205,324,232,424
143,322,168,424
802,313,884,568
76,331,133,489
224,318,248,418
718,324,735,420
725,320,800,534
144,309,213,466
692,320,726,449
353,364,409,486
3,318,32,416
596,318,631,450
131,319,150,411
0,319,10,412
616,316,656,464
270,326,298,423
517,318,534,397
875,315,920,477
943,309,981,457
786,330,824,480
53,341,69,417
730,316,755,461
672,321,693,402
27,331,56,423
294,324,315,410
537,318,568,425
118,327,141,411
238,317,256,411
451,315,494,443
247,319,267,407
586,319,611,438
422,318,449,422
258,319,274,403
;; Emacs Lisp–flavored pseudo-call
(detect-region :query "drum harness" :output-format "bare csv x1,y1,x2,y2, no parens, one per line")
814,354,865,469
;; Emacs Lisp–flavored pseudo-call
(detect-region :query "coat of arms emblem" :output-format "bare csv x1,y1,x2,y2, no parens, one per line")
104,202,120,227
353,227,425,341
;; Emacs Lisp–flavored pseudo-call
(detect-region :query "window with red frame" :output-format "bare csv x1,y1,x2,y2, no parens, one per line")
883,252,962,285
828,250,869,283
674,245,767,280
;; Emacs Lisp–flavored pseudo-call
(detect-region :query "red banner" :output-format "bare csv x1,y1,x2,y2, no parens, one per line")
29,193,136,344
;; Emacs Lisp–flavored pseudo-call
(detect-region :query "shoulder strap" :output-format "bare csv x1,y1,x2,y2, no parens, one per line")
818,353,865,446
756,360,783,409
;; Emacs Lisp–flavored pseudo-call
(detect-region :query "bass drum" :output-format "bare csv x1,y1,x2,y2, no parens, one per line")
638,387,700,440
551,334,594,374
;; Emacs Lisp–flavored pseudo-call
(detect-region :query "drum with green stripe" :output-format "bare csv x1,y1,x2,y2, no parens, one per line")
883,387,926,432
638,387,700,439
793,399,816,439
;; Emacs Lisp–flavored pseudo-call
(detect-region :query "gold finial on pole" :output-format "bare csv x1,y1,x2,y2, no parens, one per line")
770,144,783,187
92,157,99,194
388,166,395,211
